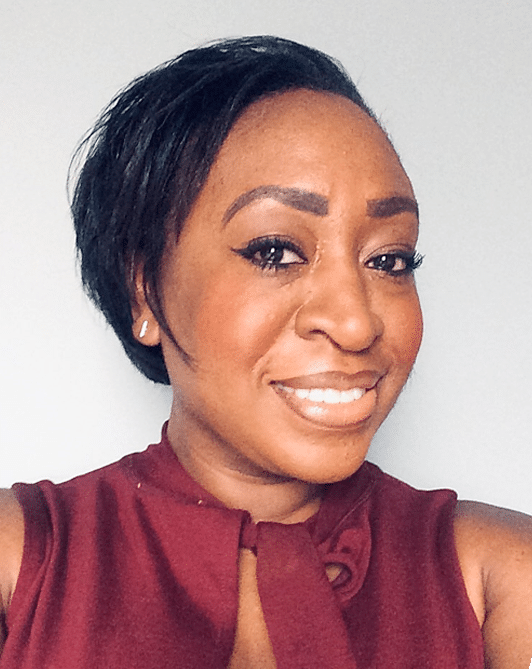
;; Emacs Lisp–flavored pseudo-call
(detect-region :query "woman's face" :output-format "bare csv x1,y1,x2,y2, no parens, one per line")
155,89,422,485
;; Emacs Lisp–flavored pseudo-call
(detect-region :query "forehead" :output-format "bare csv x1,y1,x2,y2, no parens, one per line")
196,89,414,214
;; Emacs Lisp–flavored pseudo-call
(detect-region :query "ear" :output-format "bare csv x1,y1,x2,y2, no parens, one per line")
131,271,161,347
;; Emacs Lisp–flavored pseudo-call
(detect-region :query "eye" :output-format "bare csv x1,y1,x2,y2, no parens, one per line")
233,236,307,271
367,251,423,276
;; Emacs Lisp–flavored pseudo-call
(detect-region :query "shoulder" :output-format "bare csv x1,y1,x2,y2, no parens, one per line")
0,489,24,614
454,500,532,668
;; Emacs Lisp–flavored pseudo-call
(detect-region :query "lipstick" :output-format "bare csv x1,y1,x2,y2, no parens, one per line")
271,371,381,429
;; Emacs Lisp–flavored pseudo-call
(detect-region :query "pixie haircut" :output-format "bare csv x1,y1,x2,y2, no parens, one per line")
71,35,375,384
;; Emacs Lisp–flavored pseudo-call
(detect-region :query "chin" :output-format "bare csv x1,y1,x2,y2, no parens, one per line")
273,443,371,485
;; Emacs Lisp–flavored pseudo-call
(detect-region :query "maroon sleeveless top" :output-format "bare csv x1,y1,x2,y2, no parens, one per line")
3,429,483,668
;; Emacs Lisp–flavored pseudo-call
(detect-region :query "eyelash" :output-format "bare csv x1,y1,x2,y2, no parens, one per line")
233,236,423,276
233,236,307,271
366,251,424,276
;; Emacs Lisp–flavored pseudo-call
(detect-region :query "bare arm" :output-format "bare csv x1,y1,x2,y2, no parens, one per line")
0,490,24,655
455,500,532,668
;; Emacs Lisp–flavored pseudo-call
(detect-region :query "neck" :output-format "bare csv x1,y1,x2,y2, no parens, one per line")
166,418,322,524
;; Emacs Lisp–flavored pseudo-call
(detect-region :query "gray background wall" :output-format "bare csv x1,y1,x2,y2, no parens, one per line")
2,0,531,514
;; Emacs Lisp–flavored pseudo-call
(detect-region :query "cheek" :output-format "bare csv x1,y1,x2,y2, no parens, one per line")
389,292,423,369
192,277,294,370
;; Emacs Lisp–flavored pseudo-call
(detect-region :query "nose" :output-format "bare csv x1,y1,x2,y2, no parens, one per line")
294,261,383,352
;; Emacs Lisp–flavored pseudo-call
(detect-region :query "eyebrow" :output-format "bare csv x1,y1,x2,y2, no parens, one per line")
366,196,419,219
223,185,329,225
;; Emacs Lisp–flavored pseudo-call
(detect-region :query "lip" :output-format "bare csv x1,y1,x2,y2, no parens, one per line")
270,370,382,429
273,370,382,390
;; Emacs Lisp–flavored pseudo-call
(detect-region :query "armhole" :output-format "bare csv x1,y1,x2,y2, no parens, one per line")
452,499,484,633
430,494,486,668
0,596,6,654
6,484,52,628
451,500,486,629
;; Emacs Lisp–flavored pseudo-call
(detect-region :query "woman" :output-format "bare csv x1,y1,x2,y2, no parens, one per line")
0,36,531,668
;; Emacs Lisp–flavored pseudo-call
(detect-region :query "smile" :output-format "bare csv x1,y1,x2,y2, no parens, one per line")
270,372,381,429
275,384,366,404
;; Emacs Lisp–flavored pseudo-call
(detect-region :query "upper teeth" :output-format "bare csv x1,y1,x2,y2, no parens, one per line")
279,385,365,404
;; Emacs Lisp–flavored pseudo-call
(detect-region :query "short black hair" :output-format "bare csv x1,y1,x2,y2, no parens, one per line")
71,35,375,384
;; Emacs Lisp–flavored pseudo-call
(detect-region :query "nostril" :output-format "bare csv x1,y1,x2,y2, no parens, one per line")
294,288,383,353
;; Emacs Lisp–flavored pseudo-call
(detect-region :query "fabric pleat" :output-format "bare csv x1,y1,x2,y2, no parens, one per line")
250,522,358,668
